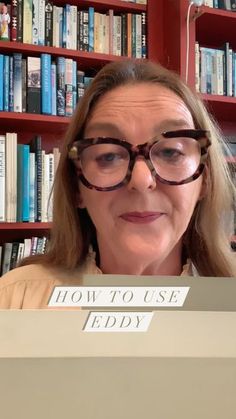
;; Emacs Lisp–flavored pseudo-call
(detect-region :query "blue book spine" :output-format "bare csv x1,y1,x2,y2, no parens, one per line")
41,53,52,114
72,59,77,111
22,144,30,222
88,7,94,52
0,54,4,110
51,62,57,115
17,144,24,222
3,55,10,112
9,56,14,112
214,0,219,7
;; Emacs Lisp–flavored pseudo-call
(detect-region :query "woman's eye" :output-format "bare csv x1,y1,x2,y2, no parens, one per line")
95,153,123,165
157,148,184,160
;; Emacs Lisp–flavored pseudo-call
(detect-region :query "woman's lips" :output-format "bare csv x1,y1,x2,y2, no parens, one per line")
120,212,163,224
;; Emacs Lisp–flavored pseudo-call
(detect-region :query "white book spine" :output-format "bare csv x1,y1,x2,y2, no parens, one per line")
32,0,39,45
44,153,50,222
195,42,200,92
216,50,224,96
23,238,32,258
136,14,142,59
0,135,5,222
38,0,45,45
71,5,77,50
47,153,54,222
41,150,45,222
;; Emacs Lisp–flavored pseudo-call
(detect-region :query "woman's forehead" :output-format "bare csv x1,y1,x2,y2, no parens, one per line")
86,83,194,132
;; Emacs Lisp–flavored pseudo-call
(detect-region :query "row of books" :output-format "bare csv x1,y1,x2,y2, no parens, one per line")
195,42,236,96
0,236,48,276
0,53,94,115
204,0,236,9
3,0,147,58
0,133,61,223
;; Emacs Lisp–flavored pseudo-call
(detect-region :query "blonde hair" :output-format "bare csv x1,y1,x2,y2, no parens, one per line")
21,59,236,276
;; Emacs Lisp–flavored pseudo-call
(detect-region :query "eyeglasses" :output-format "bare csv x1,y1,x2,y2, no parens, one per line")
68,129,211,191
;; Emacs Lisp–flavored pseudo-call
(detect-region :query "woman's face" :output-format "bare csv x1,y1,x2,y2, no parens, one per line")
78,83,204,275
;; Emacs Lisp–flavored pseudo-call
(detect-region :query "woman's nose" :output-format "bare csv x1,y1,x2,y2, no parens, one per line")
127,158,157,192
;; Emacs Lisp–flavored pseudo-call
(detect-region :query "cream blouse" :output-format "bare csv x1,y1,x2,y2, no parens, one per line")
0,254,196,309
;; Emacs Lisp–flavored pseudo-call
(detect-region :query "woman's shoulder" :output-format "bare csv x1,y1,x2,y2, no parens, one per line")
0,263,84,309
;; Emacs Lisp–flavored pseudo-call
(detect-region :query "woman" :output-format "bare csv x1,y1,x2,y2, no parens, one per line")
0,59,235,308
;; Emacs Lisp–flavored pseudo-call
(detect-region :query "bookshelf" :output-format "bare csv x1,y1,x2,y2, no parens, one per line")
0,0,163,251
0,0,235,263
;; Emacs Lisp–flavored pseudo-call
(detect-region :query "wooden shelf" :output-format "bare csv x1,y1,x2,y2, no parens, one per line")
0,223,51,230
55,0,146,12
0,41,125,71
202,94,236,123
195,5,236,49
0,112,70,134
53,0,147,12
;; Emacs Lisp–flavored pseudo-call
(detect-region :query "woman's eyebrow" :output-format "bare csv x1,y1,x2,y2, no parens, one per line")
154,118,192,132
85,122,124,136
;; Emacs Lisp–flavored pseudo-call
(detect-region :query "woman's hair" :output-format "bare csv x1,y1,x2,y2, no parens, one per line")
21,59,236,276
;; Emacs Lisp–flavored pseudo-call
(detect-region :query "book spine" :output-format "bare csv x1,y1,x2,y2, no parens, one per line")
10,242,19,270
27,56,41,114
13,53,22,112
32,0,39,45
9,56,14,111
22,144,30,222
83,10,89,51
0,54,3,110
38,0,45,45
56,56,65,116
3,55,10,112
29,152,35,222
88,7,94,52
23,0,33,43
0,135,5,222
41,53,52,114
22,58,27,113
17,144,23,222
71,5,77,50
136,14,142,59
65,58,73,117
141,12,146,59
11,0,18,41
45,0,53,46
51,61,57,115
17,0,23,42
72,59,77,111
1,243,13,276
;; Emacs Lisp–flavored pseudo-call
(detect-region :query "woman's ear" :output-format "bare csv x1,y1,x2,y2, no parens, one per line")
199,166,209,201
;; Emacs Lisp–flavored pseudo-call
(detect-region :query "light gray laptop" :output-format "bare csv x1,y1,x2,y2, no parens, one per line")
0,275,236,419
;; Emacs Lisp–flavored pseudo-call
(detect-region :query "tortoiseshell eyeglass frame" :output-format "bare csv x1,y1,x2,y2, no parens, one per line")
68,129,211,191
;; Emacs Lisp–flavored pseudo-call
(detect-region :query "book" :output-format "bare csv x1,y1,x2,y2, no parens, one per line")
10,242,19,270
45,0,53,46
41,53,52,114
29,152,35,222
3,55,10,112
32,0,39,45
0,54,3,110
29,135,42,222
27,56,41,114
13,53,22,112
22,144,30,222
0,135,5,222
23,0,33,43
1,243,13,275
